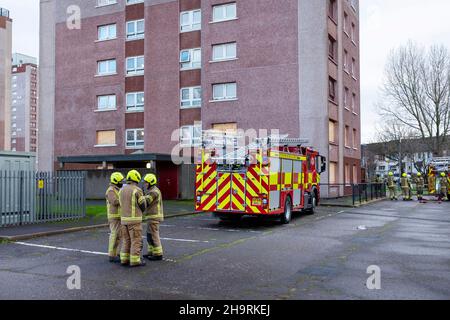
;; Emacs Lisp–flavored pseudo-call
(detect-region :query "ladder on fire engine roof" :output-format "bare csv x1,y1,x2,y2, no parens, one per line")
201,130,310,164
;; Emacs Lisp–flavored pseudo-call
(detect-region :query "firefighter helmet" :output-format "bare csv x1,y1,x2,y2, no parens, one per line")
143,173,157,186
388,172,394,176
110,172,125,185
126,170,142,183
402,173,407,178
417,173,421,177
441,172,446,177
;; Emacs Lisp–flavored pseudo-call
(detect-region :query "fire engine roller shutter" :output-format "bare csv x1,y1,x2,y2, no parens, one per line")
269,157,281,210
293,160,302,207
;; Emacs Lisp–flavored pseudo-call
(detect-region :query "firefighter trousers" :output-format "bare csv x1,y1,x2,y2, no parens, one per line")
146,220,163,257
402,187,410,200
416,187,424,199
440,188,448,201
388,187,396,200
108,219,121,258
120,223,143,266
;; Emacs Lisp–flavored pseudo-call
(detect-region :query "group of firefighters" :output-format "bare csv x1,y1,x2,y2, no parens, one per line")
382,171,449,202
106,170,164,268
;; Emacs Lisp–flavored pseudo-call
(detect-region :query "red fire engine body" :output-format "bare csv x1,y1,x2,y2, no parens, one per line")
195,134,326,223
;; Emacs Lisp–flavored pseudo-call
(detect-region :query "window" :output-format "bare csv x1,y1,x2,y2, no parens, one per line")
97,0,117,7
353,165,358,184
351,23,356,43
96,130,116,146
344,12,348,34
12,139,16,144
12,123,16,128
212,123,238,133
126,129,144,148
126,19,145,40
98,24,116,41
352,93,356,113
212,42,237,61
328,0,337,21
345,126,350,147
328,36,337,60
180,48,201,70
181,87,202,108
344,87,349,109
126,0,144,4
353,129,357,149
329,162,337,184
97,59,117,75
180,125,202,147
126,56,144,75
126,92,144,111
351,58,356,78
212,83,237,101
212,3,237,22
97,95,116,110
344,50,348,72
180,10,201,32
345,164,351,185
329,121,336,143
328,77,336,102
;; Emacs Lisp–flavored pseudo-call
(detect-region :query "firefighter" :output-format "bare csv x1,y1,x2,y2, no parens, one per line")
439,172,449,201
415,173,425,201
106,172,124,263
142,173,164,261
119,170,147,267
387,172,397,200
401,173,411,201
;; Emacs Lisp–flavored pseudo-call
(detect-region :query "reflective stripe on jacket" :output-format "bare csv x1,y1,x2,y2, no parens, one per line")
119,183,146,225
144,186,164,222
387,176,395,188
106,184,121,221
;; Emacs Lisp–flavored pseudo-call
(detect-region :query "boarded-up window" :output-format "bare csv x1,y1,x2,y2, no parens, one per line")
329,162,337,184
345,164,351,185
96,130,116,146
212,123,237,133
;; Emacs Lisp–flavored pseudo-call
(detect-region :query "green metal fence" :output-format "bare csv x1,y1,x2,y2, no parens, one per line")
0,171,86,227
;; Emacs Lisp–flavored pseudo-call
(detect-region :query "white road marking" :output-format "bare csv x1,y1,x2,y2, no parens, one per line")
161,237,210,243
14,242,108,256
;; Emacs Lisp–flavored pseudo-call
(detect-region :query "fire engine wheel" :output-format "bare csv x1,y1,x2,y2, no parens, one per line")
305,191,317,215
280,197,292,224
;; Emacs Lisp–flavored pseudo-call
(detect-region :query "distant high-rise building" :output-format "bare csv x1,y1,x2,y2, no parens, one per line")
11,53,39,152
0,8,12,151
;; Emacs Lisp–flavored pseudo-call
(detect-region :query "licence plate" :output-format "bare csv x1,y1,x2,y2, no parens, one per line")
252,198,262,206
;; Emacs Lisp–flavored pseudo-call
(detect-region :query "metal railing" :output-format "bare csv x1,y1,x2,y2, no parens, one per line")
0,171,86,227
320,183,387,207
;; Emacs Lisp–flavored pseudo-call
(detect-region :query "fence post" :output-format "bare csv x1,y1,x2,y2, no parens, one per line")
19,171,23,226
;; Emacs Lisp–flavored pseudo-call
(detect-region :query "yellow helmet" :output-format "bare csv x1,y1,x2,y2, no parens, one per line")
402,173,407,178
126,170,142,183
417,173,421,177
110,172,125,185
143,173,157,186
441,172,446,177
388,172,394,176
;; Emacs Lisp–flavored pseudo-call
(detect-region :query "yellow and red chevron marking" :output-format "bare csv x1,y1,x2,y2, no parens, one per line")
245,165,269,214
217,173,232,211
231,173,246,211
196,164,218,212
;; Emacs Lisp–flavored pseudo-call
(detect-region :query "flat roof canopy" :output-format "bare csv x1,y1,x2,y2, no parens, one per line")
58,153,175,164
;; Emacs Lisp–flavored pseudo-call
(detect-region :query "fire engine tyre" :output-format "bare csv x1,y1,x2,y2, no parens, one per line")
305,191,317,215
280,196,292,224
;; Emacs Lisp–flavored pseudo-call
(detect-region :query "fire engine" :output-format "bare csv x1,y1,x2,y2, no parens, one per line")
195,131,327,224
426,157,450,198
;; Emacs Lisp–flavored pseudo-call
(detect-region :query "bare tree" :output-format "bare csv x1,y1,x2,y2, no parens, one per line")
379,41,450,156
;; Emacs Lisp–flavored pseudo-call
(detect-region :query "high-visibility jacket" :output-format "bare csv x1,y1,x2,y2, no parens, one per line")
387,176,395,188
415,177,425,188
106,184,121,221
401,177,409,188
144,186,164,222
440,177,449,191
119,183,146,225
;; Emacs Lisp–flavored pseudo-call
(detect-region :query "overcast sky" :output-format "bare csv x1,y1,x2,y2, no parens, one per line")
1,0,450,143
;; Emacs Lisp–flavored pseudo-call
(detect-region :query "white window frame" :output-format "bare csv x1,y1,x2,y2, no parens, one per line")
97,0,117,8
212,2,237,23
180,87,202,109
180,48,201,70
126,129,145,149
212,83,237,101
180,9,201,32
126,19,145,40
212,42,237,62
180,125,202,147
126,92,145,112
97,24,117,41
126,0,144,5
97,59,117,76
126,56,144,75
97,95,117,111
